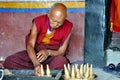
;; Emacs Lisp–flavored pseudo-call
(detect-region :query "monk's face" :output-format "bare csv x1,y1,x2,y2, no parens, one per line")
48,11,66,29
48,3,67,29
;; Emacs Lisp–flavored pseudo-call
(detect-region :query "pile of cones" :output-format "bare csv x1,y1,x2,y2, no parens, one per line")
64,63,95,80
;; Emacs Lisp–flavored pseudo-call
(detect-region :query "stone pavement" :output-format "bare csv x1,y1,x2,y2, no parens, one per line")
94,68,120,80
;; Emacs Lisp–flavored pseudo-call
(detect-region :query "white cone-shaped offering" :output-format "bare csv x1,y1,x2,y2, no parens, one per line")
75,64,78,74
71,65,75,78
67,63,71,73
41,64,44,76
80,64,84,78
84,67,90,79
89,64,94,79
76,68,80,78
83,64,87,75
46,64,51,77
64,64,70,78
86,63,89,71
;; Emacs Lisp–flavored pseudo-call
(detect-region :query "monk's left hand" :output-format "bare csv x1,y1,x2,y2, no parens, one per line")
37,50,49,63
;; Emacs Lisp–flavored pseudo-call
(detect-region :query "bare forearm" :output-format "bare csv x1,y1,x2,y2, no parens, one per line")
47,49,64,56
27,45,40,67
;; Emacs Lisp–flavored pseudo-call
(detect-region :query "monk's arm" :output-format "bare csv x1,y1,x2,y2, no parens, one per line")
47,31,72,56
26,22,40,67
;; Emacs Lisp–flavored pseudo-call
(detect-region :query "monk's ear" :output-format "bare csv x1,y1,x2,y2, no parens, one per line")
47,10,50,17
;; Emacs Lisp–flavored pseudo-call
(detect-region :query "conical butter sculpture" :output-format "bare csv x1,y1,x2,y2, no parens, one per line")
80,64,84,78
68,63,71,73
75,64,78,73
41,64,44,76
83,64,87,75
89,64,94,79
76,68,80,78
71,65,75,78
46,64,51,77
64,64,70,78
84,67,90,79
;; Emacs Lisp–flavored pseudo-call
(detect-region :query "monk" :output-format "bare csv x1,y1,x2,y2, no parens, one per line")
110,0,120,32
3,3,73,76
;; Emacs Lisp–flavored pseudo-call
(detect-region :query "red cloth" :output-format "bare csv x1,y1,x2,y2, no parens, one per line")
110,0,120,32
3,43,69,69
33,14,73,45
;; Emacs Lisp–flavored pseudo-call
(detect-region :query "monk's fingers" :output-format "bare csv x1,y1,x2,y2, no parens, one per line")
34,66,41,76
35,70,40,76
37,53,42,58
39,56,47,63
38,55,44,62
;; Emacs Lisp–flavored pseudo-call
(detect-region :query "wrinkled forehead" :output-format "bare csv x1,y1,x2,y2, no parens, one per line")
49,9,67,20
49,12,66,22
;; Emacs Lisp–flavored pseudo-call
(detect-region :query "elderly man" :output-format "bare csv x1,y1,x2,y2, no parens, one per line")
3,3,73,76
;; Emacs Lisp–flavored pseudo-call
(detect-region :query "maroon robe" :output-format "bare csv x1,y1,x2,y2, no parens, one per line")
3,43,69,69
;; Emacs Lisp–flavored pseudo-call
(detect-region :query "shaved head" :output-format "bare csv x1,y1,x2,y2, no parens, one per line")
50,3,67,18
48,3,67,29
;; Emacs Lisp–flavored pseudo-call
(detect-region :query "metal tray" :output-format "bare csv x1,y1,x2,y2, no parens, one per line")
3,69,64,80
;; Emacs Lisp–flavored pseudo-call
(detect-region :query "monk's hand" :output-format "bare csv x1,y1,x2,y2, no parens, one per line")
34,64,41,76
37,50,49,63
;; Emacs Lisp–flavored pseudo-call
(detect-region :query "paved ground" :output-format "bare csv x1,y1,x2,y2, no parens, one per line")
94,68,120,80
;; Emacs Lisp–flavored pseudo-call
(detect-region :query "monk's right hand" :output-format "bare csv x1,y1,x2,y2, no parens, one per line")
34,65,41,76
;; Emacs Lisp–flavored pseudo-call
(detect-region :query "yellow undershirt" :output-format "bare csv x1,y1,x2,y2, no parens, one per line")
42,29,55,44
